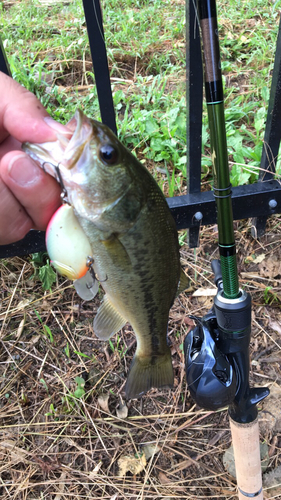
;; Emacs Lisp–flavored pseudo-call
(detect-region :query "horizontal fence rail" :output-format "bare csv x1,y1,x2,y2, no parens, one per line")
1,179,281,258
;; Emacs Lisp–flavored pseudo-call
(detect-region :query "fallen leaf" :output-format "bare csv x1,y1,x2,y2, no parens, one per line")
89,461,102,479
17,298,34,310
158,471,170,484
252,253,266,264
98,394,110,413
142,443,160,460
29,335,41,346
16,316,26,339
118,454,146,477
195,296,214,310
116,403,128,419
268,320,281,337
0,440,29,462
170,458,193,472
259,255,281,279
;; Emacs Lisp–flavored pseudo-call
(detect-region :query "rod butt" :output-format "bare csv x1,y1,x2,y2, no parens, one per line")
229,416,263,499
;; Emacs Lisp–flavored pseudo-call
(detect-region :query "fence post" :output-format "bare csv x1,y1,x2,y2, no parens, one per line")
252,14,281,237
186,0,203,248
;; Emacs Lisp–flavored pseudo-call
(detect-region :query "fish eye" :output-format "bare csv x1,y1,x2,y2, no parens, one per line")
99,144,119,165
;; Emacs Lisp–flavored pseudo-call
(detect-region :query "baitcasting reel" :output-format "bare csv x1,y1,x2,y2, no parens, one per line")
184,260,269,421
184,312,236,410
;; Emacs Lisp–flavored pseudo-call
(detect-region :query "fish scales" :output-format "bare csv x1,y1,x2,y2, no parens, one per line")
23,109,188,399
78,161,180,331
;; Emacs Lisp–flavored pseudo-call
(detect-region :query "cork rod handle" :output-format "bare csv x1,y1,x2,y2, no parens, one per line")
229,416,263,500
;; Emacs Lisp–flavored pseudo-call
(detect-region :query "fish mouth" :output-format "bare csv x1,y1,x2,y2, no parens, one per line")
22,109,94,179
23,110,127,221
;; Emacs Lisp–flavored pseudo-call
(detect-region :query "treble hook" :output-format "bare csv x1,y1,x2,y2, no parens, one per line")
86,256,108,287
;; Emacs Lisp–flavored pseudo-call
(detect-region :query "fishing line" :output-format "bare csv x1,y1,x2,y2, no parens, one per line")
54,163,69,203
41,160,73,206
90,0,106,46
41,160,68,202
191,0,200,34
261,140,276,179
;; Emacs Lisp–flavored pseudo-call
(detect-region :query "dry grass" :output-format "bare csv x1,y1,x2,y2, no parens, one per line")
1,217,281,499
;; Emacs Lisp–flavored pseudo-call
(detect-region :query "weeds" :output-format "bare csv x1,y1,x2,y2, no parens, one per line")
34,309,54,343
2,0,278,196
31,252,57,290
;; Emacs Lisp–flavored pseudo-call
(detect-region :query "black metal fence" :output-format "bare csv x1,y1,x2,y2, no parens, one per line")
1,0,281,258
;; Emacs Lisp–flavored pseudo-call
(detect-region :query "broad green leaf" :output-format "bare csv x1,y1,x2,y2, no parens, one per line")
150,137,164,151
38,264,56,290
74,387,85,399
75,376,85,387
145,118,159,135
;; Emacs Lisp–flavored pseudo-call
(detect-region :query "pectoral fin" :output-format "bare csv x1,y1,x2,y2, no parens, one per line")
176,268,190,296
101,234,131,271
93,295,127,340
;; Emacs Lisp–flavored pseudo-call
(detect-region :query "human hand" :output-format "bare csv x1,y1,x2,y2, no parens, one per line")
0,72,69,245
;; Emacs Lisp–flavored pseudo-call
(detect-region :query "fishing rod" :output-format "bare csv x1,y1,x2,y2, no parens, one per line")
184,1,269,498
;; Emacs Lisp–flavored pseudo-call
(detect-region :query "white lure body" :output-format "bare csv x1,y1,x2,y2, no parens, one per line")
46,204,93,281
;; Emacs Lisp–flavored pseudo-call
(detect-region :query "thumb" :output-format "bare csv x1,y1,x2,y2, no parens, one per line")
0,72,68,144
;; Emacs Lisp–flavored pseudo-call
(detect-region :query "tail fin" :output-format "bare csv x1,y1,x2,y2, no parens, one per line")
125,351,174,399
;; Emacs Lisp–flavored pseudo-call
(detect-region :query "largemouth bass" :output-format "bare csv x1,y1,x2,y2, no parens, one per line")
23,110,188,399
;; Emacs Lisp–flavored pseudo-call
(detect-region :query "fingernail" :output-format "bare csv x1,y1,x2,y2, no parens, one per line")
8,154,40,186
44,116,71,135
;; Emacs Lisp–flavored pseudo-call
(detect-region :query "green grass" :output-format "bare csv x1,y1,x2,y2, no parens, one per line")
1,0,279,194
